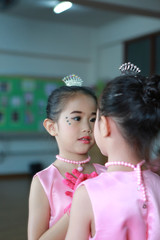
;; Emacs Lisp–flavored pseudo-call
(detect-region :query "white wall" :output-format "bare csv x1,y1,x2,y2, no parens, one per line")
95,15,160,80
0,13,160,174
0,14,94,83
0,135,58,174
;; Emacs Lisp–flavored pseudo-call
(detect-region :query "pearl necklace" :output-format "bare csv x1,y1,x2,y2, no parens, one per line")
56,155,91,172
105,160,148,206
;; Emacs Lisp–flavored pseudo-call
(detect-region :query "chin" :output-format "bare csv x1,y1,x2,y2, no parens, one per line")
99,148,107,157
82,145,93,152
77,150,89,155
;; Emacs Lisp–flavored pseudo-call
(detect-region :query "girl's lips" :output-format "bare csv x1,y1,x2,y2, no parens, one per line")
78,136,91,144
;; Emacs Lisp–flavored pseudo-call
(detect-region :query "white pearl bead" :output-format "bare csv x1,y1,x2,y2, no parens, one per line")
77,166,83,172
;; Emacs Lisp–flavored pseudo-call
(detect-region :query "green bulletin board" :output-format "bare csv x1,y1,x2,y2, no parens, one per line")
0,76,63,133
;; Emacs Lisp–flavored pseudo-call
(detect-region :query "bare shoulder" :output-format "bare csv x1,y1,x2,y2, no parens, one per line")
74,185,90,201
29,176,49,206
71,185,93,218
66,185,93,240
30,175,43,194
28,177,50,239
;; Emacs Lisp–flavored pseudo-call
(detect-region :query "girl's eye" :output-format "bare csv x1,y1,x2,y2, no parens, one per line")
90,117,96,123
72,116,81,121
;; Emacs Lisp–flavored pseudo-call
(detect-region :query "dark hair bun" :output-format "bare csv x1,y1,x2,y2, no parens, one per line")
143,75,160,107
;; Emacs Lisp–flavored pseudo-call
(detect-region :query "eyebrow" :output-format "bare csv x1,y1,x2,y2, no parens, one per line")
70,111,96,115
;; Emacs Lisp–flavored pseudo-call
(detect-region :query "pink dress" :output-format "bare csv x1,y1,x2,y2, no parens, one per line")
35,163,106,228
82,170,160,240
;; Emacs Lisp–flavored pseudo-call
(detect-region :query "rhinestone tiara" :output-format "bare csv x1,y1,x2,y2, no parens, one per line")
119,62,141,75
62,74,83,87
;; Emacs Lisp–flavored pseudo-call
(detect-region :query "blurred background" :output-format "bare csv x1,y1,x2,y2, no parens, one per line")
0,0,160,239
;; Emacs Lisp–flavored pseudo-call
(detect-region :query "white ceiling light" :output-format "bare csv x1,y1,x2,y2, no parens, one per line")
53,1,72,14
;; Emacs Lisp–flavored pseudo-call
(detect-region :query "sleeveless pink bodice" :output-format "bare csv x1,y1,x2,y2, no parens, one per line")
82,170,160,240
35,163,106,228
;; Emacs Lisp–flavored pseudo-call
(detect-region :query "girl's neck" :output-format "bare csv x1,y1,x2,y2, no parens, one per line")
106,142,143,171
58,152,89,162
105,159,146,172
56,155,91,172
106,152,148,171
104,117,146,171
53,154,95,177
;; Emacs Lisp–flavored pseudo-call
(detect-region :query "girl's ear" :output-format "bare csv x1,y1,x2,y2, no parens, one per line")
43,118,57,136
100,116,111,137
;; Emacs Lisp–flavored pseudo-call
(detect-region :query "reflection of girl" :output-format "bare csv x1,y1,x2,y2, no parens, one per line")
28,75,106,240
66,64,160,240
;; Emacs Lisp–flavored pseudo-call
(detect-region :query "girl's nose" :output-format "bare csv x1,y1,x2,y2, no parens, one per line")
82,125,92,133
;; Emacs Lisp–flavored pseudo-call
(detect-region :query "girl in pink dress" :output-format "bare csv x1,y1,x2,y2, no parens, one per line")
65,63,160,240
27,75,106,240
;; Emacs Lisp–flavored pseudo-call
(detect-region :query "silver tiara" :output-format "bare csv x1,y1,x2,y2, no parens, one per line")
119,62,141,75
62,74,83,87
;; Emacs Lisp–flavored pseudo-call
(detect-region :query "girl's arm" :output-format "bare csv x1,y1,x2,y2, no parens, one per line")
65,186,93,240
28,177,69,240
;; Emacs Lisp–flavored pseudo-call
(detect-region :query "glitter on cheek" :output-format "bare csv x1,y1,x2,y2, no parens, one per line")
65,116,71,125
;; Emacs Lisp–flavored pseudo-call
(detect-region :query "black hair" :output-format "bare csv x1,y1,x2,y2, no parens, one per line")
99,74,160,160
46,86,97,122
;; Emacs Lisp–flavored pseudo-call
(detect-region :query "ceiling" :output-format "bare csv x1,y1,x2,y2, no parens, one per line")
1,0,160,28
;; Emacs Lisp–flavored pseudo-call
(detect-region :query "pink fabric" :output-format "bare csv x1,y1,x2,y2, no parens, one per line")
82,170,160,240
35,163,106,228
